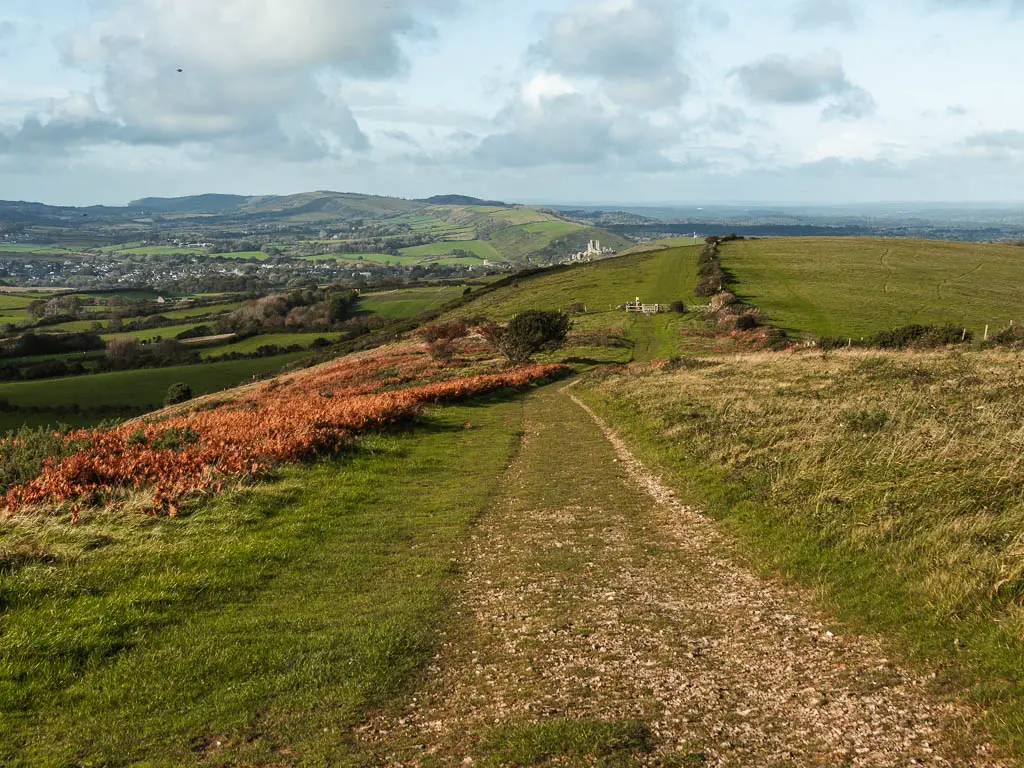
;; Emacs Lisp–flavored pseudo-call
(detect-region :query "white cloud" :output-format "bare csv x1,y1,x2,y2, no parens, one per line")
792,0,859,30
733,50,875,121
1,0,460,159
529,0,689,109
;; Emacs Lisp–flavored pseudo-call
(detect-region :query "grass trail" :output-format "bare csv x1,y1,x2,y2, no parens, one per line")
361,385,1006,766
1,398,523,766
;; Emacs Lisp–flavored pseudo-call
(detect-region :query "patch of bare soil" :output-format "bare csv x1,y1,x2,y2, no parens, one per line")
358,386,1008,767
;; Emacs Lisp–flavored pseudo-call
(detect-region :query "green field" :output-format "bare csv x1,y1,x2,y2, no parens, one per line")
0,353,307,415
0,244,78,254
302,253,403,264
202,332,344,358
721,237,1024,338
111,246,204,255
160,301,241,320
488,221,583,261
217,251,270,260
359,287,467,318
456,254,677,321
398,240,502,261
101,323,202,342
40,319,107,333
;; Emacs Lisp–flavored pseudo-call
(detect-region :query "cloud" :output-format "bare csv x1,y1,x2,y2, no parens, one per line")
470,81,675,169
945,105,968,117
928,0,1024,16
0,20,16,40
529,0,689,109
792,0,858,30
733,50,874,120
963,130,1024,152
7,0,459,159
381,129,420,147
706,105,754,136
822,87,876,120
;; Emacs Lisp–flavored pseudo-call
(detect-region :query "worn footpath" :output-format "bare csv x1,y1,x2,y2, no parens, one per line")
360,384,1007,766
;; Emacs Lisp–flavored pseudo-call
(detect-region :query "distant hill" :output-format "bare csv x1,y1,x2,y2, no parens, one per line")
419,195,511,208
130,194,250,214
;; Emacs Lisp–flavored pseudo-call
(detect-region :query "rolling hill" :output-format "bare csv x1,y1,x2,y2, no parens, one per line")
719,237,1024,338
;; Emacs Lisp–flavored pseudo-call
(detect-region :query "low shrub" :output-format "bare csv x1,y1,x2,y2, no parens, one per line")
422,320,470,344
164,382,193,407
988,324,1024,346
484,311,572,365
695,276,723,297
669,300,686,313
868,324,970,350
427,339,457,363
0,427,88,494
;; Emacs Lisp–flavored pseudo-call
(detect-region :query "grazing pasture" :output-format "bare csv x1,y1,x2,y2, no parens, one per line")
201,332,344,358
449,245,704,362
399,240,503,261
358,287,467,318
0,353,307,413
721,237,1024,338
488,221,583,262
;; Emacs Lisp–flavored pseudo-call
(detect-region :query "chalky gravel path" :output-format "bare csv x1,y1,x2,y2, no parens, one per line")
362,384,1007,767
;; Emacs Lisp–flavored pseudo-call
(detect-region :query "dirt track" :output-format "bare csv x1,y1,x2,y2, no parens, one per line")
361,385,1007,766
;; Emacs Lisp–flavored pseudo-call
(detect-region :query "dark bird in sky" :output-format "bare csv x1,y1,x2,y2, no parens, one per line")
176,68,183,73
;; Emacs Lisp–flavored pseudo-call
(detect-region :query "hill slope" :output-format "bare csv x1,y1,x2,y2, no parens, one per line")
721,237,1024,337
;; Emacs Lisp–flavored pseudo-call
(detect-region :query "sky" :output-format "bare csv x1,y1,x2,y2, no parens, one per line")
2,0,1024,206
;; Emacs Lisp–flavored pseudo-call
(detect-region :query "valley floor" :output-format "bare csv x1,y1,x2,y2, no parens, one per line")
359,384,1006,766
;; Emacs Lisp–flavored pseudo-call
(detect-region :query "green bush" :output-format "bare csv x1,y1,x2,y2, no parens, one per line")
164,382,193,407
150,427,201,451
489,310,571,365
0,427,89,494
868,324,970,350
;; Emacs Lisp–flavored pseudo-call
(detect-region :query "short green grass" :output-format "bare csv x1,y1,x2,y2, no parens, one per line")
399,240,503,261
0,352,308,412
216,250,270,260
488,221,583,261
301,252,395,263
101,323,203,342
453,247,704,361
201,332,343,358
479,719,653,766
359,287,467,319
0,397,524,766
721,237,1024,338
159,301,242,320
0,245,77,254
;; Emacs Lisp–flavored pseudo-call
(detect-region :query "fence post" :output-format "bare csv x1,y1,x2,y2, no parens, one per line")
984,325,989,342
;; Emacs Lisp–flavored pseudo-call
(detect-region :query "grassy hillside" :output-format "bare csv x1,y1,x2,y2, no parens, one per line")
453,246,704,361
399,240,502,261
580,348,1024,754
457,246,699,324
1,398,524,765
488,221,583,261
721,237,1024,338
359,286,467,319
